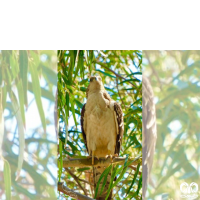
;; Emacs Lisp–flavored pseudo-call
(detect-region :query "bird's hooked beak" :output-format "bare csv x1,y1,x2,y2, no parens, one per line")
89,76,103,90
90,76,98,82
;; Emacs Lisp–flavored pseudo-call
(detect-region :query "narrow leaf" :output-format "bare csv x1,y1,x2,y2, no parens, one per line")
79,51,84,79
0,87,4,152
9,91,25,180
73,50,80,80
79,78,88,85
96,69,116,78
65,92,69,118
77,167,90,172
74,99,83,109
70,97,77,127
105,164,120,200
10,55,19,80
58,140,63,182
19,50,28,106
94,165,112,199
127,163,141,194
3,159,12,200
17,80,25,127
99,165,112,195
29,63,46,132
106,159,140,200
84,50,88,65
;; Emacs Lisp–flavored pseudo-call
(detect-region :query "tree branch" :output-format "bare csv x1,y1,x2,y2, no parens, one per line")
58,182,95,200
63,156,141,168
78,178,94,186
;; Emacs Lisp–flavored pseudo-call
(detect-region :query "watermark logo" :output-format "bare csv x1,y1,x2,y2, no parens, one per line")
180,182,198,200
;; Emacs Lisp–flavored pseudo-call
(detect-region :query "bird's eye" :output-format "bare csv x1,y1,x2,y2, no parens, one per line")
90,77,93,82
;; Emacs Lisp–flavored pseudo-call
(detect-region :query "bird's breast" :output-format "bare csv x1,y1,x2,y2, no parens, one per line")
86,92,108,118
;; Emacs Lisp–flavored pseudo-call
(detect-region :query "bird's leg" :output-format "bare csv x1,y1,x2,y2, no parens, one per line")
90,144,96,165
114,153,118,157
110,154,113,163
105,150,114,163
92,150,94,165
106,142,116,163
105,153,118,163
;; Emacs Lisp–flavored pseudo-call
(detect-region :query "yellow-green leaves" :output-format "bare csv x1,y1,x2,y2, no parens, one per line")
127,163,141,195
17,80,25,127
94,165,112,199
9,91,25,181
58,140,63,182
79,51,84,79
19,51,28,106
3,159,12,200
10,54,19,80
0,87,4,152
70,96,77,127
29,62,46,133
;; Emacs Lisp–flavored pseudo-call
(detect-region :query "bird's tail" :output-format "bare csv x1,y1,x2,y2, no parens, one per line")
93,166,112,200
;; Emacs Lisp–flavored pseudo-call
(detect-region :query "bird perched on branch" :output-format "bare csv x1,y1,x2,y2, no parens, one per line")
81,75,124,200
142,75,157,199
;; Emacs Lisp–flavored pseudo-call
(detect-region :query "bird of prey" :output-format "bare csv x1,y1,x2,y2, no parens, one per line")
81,75,124,200
142,75,157,199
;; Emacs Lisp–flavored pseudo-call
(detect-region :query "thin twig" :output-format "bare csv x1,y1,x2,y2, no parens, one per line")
65,168,88,196
79,178,94,186
58,182,95,200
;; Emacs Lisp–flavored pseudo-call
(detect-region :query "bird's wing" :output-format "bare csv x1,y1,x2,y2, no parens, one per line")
102,90,124,155
114,102,124,155
142,75,157,199
80,103,88,152
102,91,124,155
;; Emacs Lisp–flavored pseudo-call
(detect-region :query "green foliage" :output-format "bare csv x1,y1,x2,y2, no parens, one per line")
94,164,112,199
0,50,57,199
143,50,200,199
3,159,11,200
58,50,142,199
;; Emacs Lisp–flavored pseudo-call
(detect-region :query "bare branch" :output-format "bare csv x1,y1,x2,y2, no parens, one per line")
58,182,95,200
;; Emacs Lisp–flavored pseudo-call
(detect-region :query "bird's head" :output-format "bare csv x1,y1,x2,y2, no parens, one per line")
86,76,105,97
88,75,104,92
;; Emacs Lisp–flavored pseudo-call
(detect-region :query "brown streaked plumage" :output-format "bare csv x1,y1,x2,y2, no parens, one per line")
80,75,124,200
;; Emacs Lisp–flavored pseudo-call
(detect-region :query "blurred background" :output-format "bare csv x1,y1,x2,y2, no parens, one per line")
0,50,57,199
143,50,200,199
57,50,142,199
